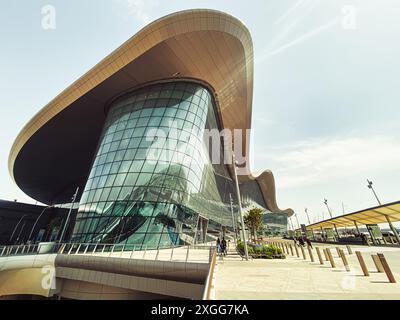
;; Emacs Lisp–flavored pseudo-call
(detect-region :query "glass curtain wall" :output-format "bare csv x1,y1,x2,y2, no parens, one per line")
72,81,243,248
71,81,286,248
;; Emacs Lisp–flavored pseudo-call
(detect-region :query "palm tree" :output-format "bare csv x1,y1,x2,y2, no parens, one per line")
244,208,264,241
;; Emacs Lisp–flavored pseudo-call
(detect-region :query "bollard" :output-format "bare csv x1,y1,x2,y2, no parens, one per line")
307,246,315,262
289,245,294,256
316,247,324,265
326,248,336,268
295,244,300,258
356,251,369,276
372,255,384,273
285,244,289,254
346,245,353,255
339,249,350,272
300,245,306,260
377,253,396,283
323,248,329,261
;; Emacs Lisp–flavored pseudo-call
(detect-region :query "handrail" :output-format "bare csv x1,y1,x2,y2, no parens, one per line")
0,242,214,263
202,247,217,300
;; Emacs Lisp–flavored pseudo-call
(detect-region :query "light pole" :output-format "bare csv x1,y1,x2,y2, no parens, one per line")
9,215,27,244
289,217,295,231
323,199,333,219
232,154,249,261
305,208,311,225
367,179,382,205
229,193,238,244
295,213,300,229
28,205,54,242
324,199,340,240
367,179,400,245
59,187,79,243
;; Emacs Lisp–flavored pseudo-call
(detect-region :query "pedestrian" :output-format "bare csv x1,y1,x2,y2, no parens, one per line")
221,237,227,256
216,237,221,256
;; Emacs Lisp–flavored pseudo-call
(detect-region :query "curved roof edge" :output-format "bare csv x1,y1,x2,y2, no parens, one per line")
8,8,292,216
243,170,294,217
8,9,253,182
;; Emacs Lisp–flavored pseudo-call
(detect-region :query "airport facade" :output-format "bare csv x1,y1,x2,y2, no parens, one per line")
8,9,293,249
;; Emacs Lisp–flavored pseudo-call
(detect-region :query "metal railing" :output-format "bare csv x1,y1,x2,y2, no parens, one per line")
0,242,214,263
202,247,217,300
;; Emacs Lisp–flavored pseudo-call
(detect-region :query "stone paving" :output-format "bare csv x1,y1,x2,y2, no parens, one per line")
215,242,400,300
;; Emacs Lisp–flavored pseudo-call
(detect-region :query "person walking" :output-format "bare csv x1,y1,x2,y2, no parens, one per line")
216,237,221,256
221,237,227,256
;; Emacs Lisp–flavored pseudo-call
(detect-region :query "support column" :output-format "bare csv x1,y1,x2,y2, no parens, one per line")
385,215,400,246
353,220,360,235
333,224,340,241
367,226,377,246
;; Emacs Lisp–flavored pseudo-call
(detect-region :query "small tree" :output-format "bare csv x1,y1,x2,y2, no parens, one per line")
244,208,264,241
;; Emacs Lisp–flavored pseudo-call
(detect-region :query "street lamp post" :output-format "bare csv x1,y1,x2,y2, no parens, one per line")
28,205,54,242
323,199,340,240
232,154,249,261
229,193,238,244
9,215,27,244
295,213,300,229
289,217,295,231
59,187,80,243
367,179,382,205
305,208,311,225
323,199,333,219
367,179,400,245
304,208,315,239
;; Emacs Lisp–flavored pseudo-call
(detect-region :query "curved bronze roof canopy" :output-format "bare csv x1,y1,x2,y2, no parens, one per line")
9,9,293,216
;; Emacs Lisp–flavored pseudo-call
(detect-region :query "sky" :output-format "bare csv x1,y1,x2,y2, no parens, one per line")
0,0,399,227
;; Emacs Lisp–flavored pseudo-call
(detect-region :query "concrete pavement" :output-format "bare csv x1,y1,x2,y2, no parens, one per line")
215,243,400,300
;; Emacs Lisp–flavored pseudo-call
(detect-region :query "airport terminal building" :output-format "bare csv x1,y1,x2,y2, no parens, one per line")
8,9,293,250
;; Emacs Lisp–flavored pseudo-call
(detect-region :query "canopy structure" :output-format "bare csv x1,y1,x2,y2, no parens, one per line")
303,201,400,230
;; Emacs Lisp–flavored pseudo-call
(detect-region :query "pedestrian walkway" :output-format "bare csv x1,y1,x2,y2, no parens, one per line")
214,243,400,300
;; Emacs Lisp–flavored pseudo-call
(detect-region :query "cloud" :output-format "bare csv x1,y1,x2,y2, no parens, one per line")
256,135,400,189
113,0,159,25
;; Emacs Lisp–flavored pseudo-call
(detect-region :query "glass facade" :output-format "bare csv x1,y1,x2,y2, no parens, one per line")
262,213,288,236
71,81,286,248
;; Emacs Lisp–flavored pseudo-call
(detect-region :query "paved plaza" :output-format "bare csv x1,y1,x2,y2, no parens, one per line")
215,243,400,300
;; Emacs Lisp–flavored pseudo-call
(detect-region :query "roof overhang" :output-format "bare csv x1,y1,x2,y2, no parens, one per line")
301,201,400,230
8,9,292,216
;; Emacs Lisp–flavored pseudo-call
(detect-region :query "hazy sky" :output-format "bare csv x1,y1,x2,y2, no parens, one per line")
0,0,399,227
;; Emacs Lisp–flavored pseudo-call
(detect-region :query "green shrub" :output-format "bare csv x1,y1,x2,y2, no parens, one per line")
236,242,285,259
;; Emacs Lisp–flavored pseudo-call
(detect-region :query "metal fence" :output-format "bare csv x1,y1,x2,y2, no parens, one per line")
0,242,215,263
